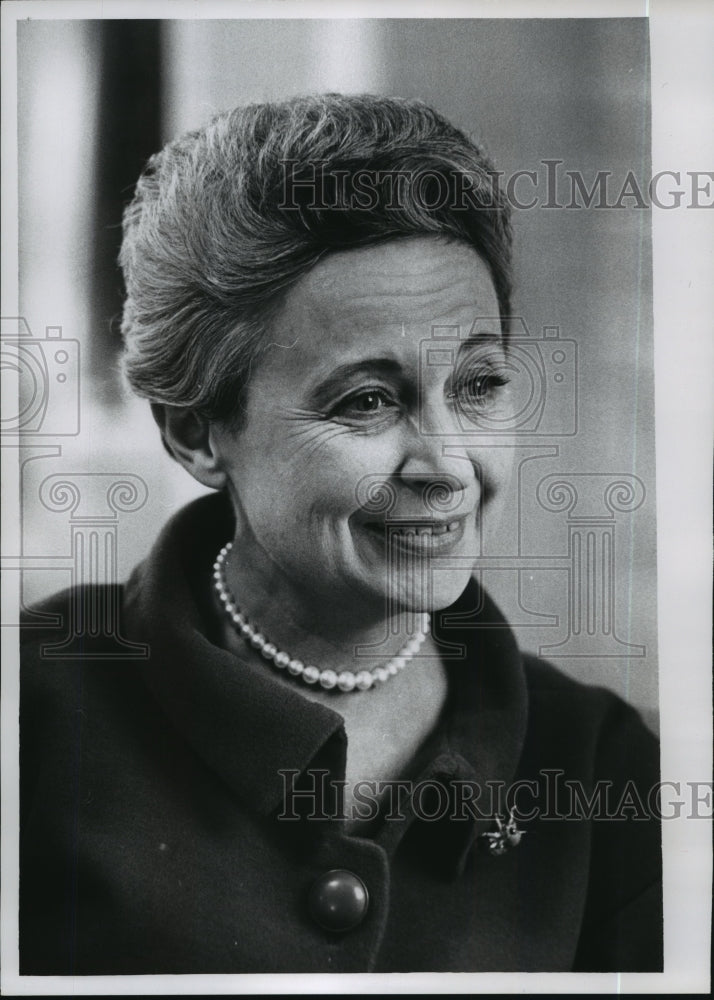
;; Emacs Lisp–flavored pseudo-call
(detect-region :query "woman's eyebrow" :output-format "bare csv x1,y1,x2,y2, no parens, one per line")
456,330,505,359
460,330,503,348
307,358,403,406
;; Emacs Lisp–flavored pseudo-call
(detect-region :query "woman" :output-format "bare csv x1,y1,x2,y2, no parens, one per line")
20,94,662,974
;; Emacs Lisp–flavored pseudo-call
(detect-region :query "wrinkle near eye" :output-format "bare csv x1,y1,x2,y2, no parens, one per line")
279,413,356,460
278,406,326,423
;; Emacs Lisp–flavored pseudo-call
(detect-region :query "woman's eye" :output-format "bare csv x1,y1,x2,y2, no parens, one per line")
332,388,397,421
450,367,511,410
352,391,387,412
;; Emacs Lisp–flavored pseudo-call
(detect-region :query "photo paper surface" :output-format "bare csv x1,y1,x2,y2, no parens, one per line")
2,0,711,994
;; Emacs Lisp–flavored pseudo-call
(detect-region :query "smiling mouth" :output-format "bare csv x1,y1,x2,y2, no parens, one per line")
363,517,468,547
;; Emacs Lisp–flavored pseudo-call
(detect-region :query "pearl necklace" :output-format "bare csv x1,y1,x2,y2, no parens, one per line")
213,542,430,692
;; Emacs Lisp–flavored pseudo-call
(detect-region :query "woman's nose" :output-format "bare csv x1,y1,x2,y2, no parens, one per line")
397,403,478,506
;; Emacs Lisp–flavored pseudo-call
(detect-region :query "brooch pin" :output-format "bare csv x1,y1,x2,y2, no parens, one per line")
480,809,526,855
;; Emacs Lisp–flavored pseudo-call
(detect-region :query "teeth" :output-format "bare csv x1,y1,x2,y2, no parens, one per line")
383,520,461,537
365,518,465,540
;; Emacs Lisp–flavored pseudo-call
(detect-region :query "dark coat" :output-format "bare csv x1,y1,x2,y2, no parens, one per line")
20,493,663,974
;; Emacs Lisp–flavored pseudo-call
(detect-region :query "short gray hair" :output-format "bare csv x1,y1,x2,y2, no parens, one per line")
119,93,513,426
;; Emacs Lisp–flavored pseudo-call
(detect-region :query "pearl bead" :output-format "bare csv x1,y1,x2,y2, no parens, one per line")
274,651,290,668
303,665,320,684
337,671,356,692
250,632,266,649
240,622,252,637
319,669,338,690
287,659,304,676
372,666,389,684
355,671,373,691
262,642,277,660
387,662,399,676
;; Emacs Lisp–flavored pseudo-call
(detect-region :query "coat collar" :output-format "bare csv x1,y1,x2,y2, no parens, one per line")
124,492,528,852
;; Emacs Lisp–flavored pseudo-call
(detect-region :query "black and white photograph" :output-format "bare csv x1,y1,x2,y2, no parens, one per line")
1,0,711,993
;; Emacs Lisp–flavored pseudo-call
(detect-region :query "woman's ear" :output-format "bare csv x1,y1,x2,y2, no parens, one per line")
151,404,227,490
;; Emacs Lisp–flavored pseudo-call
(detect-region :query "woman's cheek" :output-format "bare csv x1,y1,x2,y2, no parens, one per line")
343,428,403,473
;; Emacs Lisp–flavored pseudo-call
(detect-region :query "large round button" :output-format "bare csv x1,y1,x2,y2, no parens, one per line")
307,869,369,932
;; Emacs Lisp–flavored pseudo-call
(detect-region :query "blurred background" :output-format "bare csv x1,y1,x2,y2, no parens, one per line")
13,18,657,729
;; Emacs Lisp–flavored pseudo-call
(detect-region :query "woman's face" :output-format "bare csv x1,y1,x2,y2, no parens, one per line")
212,237,515,622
